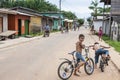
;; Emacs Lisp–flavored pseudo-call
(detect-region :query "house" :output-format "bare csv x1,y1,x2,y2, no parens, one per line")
63,19,73,30
0,9,31,37
92,16,103,32
100,0,120,41
42,15,59,31
40,12,64,30
11,7,43,34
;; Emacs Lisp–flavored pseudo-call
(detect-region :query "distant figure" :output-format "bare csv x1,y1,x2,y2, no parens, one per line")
77,24,80,31
98,27,103,41
43,24,50,37
73,25,77,31
60,27,63,33
90,25,95,34
66,26,69,32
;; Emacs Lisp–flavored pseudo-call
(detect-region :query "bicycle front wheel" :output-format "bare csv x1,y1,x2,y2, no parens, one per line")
84,58,94,75
57,61,73,80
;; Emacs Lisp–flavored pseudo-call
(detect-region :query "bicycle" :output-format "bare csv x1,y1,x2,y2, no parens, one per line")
99,53,109,72
57,46,94,80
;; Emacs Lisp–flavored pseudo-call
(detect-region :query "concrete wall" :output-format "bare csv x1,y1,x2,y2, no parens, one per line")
111,21,118,41
30,16,42,33
0,14,8,32
93,20,102,32
103,20,110,35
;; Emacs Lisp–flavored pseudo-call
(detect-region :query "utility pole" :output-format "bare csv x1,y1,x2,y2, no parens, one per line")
59,0,63,33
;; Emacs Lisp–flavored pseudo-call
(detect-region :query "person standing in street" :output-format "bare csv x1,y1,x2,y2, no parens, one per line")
98,27,103,41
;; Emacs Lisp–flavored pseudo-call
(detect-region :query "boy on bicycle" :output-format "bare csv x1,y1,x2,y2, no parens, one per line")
89,42,110,69
74,34,86,76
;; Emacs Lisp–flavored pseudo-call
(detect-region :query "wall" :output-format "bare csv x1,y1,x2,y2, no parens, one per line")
0,14,8,32
8,14,30,35
53,19,58,30
8,14,16,30
111,21,118,41
29,16,42,33
93,20,103,32
103,20,110,35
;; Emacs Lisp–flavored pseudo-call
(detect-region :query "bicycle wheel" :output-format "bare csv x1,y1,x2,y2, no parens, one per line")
100,59,105,72
84,58,94,75
58,61,73,80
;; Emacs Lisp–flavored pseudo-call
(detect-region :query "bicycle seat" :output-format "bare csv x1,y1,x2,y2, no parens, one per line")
68,51,76,55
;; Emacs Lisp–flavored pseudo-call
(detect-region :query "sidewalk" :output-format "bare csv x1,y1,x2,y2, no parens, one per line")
89,32,120,72
0,36,41,49
0,32,60,49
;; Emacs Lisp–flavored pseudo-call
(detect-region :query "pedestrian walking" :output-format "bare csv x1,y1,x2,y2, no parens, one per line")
90,25,95,34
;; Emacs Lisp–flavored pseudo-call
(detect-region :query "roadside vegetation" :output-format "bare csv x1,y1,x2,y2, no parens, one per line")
102,35,120,53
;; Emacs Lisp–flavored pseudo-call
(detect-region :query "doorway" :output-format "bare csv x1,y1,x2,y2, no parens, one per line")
25,20,29,35
18,19,22,36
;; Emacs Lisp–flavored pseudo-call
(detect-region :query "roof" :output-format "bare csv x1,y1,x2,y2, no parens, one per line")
0,8,32,16
11,6,42,16
64,19,73,22
100,0,111,5
40,12,61,14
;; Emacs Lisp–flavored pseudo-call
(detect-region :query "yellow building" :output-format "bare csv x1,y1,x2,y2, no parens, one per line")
29,16,42,33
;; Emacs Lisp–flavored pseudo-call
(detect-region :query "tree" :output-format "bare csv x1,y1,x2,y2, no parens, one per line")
0,0,77,19
89,0,99,19
0,0,58,12
62,11,77,19
87,17,92,27
78,18,84,26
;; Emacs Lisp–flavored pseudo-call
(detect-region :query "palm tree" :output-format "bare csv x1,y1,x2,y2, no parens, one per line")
89,0,99,19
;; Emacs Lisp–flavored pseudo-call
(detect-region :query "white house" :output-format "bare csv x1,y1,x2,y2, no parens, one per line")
93,16,103,32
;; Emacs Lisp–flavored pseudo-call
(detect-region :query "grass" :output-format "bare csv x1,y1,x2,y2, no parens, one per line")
29,30,60,37
30,32,43,37
102,35,120,53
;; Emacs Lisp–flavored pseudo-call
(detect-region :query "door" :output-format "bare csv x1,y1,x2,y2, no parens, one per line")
25,20,29,35
0,17,3,33
18,19,22,36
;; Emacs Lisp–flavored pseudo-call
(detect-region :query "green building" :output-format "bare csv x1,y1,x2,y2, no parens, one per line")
40,12,64,30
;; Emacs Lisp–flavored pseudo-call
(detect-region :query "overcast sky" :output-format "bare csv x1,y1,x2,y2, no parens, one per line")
46,0,104,18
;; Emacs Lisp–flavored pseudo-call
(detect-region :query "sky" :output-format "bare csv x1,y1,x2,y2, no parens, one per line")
46,0,104,18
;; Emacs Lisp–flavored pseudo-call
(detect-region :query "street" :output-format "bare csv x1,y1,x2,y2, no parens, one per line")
0,27,120,80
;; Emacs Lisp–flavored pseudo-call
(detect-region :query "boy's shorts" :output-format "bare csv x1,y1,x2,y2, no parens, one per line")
76,52,85,62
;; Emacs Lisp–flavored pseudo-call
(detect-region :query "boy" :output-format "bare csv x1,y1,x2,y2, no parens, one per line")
74,34,85,76
90,42,110,68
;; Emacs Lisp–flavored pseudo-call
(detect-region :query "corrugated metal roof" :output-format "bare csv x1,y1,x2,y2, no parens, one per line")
11,6,43,17
0,8,33,16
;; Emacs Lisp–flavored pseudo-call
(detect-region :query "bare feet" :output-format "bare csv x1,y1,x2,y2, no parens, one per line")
74,73,80,77
94,64,97,69
78,70,81,73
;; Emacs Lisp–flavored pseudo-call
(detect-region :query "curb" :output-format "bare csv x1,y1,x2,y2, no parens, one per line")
0,32,60,49
111,60,120,73
0,37,41,50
